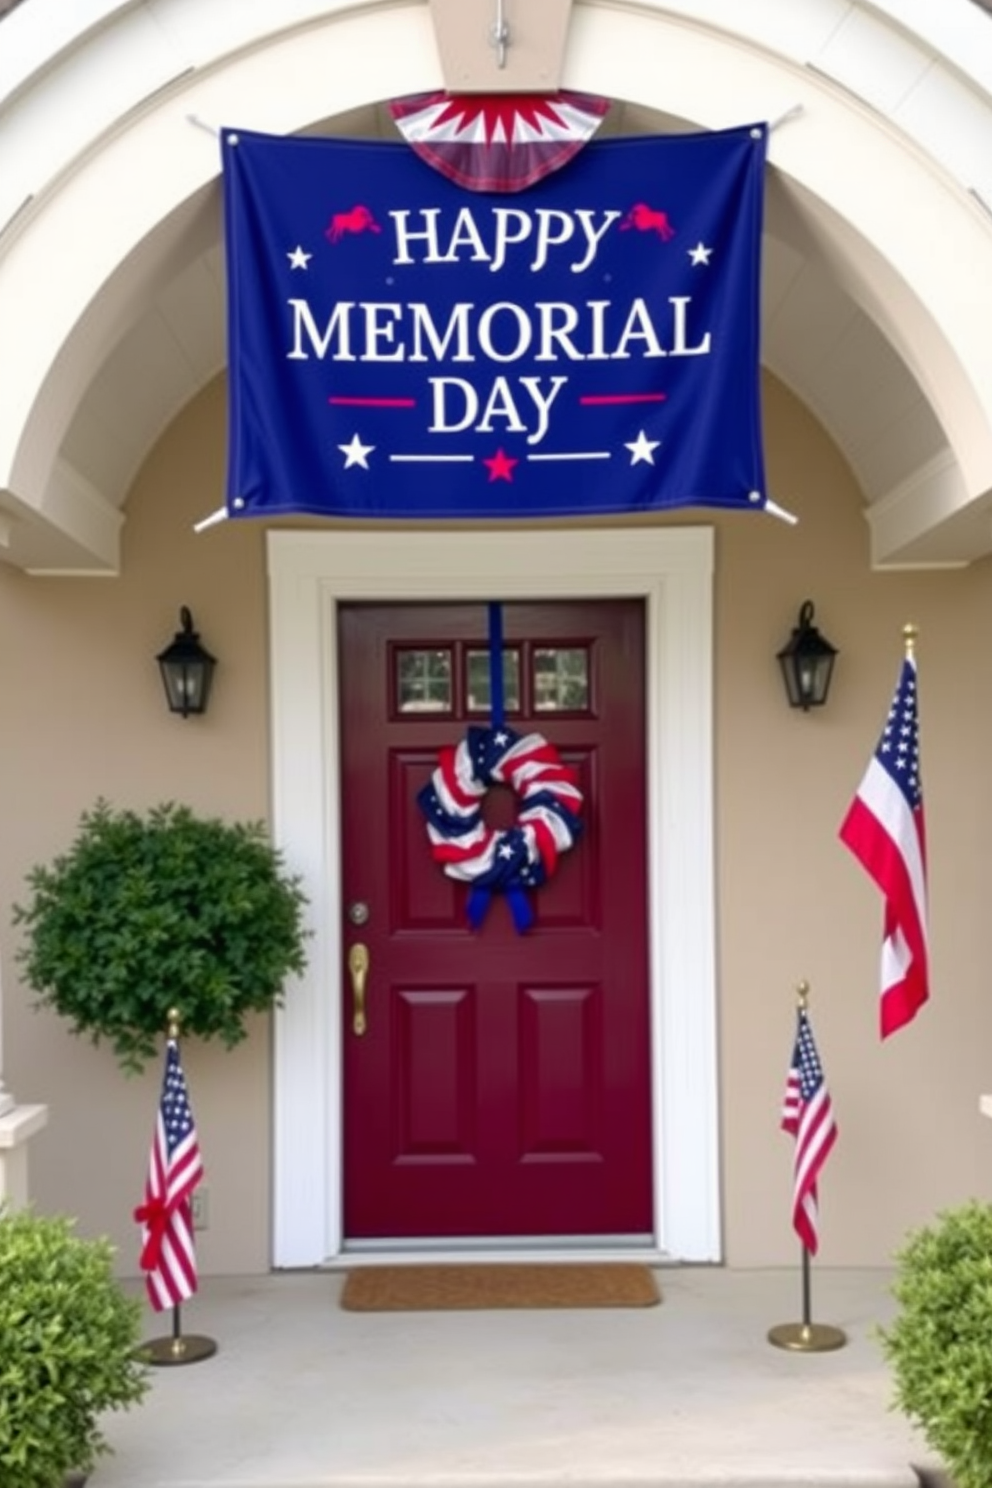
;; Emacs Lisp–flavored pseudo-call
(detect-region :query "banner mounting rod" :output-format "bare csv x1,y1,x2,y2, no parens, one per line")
769,104,803,132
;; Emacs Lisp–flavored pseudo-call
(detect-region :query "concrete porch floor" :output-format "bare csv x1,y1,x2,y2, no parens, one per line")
90,1266,939,1488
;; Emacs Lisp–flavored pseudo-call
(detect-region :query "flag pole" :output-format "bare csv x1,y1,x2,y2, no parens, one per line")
768,981,847,1353
137,1009,217,1367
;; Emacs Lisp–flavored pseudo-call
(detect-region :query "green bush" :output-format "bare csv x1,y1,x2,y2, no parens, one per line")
14,799,309,1074
0,1206,148,1488
881,1200,992,1488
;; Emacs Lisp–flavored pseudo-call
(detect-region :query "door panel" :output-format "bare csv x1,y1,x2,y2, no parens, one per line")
339,600,651,1239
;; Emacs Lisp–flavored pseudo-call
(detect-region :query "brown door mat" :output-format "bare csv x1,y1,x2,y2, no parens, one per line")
339,1262,661,1311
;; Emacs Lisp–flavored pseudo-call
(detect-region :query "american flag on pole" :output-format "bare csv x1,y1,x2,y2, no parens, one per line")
781,1003,837,1255
134,1038,204,1310
839,642,928,1038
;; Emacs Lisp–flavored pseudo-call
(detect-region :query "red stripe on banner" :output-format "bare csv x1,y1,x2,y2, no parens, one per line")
579,392,668,406
328,396,417,407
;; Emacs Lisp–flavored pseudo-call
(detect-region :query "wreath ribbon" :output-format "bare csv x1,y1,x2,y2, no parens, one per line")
417,723,583,932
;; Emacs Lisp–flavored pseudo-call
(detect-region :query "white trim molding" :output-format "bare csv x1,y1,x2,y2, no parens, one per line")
268,526,719,1267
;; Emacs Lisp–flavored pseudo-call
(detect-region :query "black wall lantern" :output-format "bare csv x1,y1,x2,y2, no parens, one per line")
777,600,837,712
156,607,216,718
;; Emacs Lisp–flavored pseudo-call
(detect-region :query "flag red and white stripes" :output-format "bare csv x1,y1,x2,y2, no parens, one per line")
134,1038,204,1311
781,1004,837,1255
839,646,928,1038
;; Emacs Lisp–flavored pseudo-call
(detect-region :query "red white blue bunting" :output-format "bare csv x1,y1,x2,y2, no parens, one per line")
418,724,583,932
388,91,611,193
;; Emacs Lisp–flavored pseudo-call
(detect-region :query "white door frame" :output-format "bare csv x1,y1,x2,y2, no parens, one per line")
268,526,718,1266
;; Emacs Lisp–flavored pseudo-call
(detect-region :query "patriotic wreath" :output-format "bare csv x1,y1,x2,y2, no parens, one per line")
417,725,584,932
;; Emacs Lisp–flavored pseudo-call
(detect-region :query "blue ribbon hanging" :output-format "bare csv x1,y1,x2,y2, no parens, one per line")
464,603,533,934
488,601,505,732
468,881,533,934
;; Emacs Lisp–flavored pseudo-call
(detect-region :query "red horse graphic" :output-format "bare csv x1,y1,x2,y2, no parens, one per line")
619,203,676,241
325,204,382,243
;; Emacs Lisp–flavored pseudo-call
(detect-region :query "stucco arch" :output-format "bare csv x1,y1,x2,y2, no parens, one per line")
2,0,992,570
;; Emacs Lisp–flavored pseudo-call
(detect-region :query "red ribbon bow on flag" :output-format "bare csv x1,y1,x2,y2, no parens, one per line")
133,1195,172,1272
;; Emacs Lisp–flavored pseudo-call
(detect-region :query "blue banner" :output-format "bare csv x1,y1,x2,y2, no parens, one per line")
221,124,768,520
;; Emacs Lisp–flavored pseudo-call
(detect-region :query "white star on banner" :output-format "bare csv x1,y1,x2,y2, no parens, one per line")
688,242,713,266
287,246,312,269
338,434,374,469
625,429,661,466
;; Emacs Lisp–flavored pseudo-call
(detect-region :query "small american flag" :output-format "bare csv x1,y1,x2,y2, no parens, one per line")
839,647,928,1037
134,1038,204,1311
781,1005,837,1255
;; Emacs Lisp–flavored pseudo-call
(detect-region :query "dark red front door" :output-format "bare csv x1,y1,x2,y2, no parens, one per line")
339,600,651,1239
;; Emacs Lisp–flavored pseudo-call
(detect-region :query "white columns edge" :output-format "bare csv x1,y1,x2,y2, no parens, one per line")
0,1102,49,1210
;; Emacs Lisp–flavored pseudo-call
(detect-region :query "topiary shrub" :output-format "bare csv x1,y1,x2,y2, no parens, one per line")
880,1199,992,1488
0,1205,149,1488
13,799,309,1074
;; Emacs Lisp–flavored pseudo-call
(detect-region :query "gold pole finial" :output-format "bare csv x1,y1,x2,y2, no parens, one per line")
796,980,809,1009
903,623,918,660
167,1007,181,1040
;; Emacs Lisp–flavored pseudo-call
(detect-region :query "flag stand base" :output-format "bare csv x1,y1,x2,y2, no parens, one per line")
137,1332,217,1366
767,1321,847,1352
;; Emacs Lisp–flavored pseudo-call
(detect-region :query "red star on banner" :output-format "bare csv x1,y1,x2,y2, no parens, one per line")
483,448,519,482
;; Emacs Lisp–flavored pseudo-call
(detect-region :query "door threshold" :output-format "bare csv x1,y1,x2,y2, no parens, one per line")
324,1239,678,1269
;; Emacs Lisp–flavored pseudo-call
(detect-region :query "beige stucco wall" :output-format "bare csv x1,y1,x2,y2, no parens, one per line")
719,385,992,1265
1,371,990,1274
0,379,274,1276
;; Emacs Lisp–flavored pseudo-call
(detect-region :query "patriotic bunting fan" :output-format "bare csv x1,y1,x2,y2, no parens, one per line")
388,90,610,192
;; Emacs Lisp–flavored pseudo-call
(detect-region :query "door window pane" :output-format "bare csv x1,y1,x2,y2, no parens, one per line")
396,648,452,713
534,647,590,712
466,648,521,713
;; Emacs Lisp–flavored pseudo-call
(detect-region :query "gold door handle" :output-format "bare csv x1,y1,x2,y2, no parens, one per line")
349,942,369,1036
